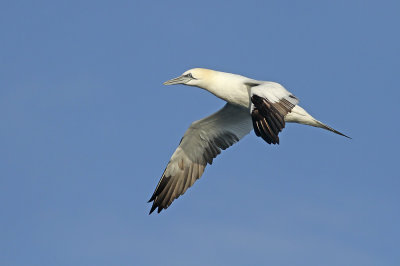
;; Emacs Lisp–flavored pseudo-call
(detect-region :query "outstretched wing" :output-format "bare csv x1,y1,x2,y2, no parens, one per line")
250,82,299,144
148,103,252,214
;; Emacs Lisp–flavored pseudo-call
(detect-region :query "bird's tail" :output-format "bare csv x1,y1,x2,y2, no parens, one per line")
313,120,351,139
285,105,351,139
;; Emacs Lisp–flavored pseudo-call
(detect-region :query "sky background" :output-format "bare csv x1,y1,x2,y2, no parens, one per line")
1,0,399,265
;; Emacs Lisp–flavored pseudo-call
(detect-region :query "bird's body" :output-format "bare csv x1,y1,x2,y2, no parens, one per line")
149,68,349,214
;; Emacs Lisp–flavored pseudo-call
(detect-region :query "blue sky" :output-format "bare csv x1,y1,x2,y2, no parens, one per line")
1,0,399,265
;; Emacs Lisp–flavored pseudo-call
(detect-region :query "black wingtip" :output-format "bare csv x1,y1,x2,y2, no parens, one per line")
149,203,157,215
148,205,165,215
148,195,155,203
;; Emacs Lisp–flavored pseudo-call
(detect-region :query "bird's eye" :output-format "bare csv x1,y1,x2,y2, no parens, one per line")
185,73,193,78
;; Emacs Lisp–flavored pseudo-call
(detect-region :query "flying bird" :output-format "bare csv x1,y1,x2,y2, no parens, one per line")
148,68,350,214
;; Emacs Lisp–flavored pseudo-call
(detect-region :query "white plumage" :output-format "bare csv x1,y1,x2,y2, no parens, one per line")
148,68,349,214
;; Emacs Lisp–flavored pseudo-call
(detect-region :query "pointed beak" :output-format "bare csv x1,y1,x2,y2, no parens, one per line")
163,75,191,85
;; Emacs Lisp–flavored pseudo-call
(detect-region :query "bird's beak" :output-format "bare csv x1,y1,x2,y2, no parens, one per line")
163,75,191,85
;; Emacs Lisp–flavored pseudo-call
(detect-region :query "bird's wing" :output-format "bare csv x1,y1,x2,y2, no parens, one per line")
250,82,299,144
148,103,252,214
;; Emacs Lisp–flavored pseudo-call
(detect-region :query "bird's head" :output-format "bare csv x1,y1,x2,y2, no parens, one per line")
163,68,215,88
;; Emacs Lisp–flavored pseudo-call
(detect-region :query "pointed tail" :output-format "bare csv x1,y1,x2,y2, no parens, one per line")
285,105,351,139
314,120,351,139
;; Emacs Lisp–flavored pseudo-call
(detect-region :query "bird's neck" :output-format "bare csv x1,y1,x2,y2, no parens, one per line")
200,73,251,108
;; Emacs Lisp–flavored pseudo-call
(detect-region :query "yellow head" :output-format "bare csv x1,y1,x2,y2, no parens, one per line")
163,68,217,88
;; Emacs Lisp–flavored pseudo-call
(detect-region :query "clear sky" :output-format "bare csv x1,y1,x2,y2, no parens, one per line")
1,0,399,265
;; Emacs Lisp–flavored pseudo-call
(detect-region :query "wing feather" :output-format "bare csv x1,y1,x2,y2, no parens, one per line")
148,103,252,214
250,82,299,144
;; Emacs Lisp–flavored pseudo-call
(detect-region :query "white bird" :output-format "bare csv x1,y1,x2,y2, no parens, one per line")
148,68,350,214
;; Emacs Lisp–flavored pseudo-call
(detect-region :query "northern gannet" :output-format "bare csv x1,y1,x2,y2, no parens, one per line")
148,68,350,214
